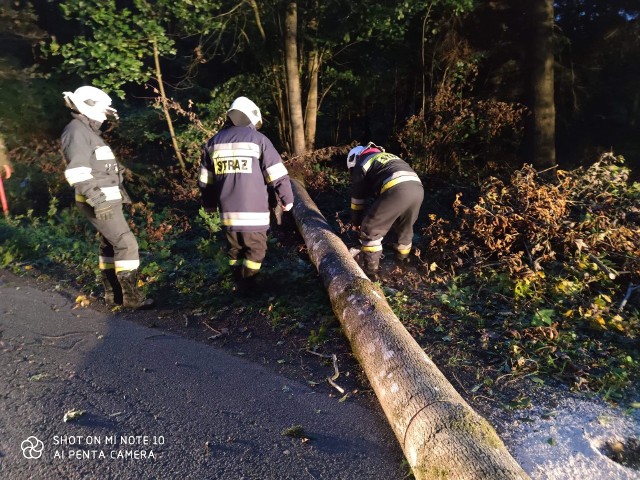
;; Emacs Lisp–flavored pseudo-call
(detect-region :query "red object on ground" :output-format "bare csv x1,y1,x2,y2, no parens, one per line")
0,176,8,216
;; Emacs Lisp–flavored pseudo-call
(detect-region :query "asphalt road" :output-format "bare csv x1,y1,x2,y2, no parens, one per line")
0,270,405,479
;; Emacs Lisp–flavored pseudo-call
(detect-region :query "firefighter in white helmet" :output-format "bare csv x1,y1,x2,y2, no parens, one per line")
61,86,153,309
347,142,424,280
198,96,294,289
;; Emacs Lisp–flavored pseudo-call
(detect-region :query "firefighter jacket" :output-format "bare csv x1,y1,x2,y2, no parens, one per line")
61,114,130,206
198,125,294,232
350,150,422,226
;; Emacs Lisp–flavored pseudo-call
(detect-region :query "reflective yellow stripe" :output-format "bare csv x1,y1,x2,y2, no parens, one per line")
265,163,288,183
222,219,270,227
361,153,400,173
380,175,422,194
75,194,87,202
212,149,254,158
221,211,270,227
99,256,115,270
229,259,240,266
115,259,140,272
351,204,365,211
212,142,261,155
396,247,411,255
362,245,383,252
243,259,262,270
361,157,375,172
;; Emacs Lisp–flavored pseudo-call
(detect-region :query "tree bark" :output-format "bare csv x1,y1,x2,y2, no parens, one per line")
290,178,529,480
284,1,307,155
530,0,556,169
304,51,319,151
303,0,319,151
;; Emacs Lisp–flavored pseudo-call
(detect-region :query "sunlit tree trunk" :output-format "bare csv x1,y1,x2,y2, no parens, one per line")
284,1,307,155
531,0,556,169
304,0,319,151
290,178,530,480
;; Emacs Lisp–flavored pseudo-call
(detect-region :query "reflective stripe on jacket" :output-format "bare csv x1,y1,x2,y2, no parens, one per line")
198,125,294,232
61,114,129,204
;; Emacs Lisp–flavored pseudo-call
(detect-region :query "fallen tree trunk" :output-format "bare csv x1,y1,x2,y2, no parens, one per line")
290,178,529,480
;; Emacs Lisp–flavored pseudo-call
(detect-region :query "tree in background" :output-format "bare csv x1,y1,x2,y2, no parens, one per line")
284,1,306,156
44,0,226,171
529,0,556,170
6,0,637,172
554,0,640,166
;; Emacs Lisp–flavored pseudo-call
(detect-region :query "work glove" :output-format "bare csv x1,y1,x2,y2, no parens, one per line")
94,203,113,221
85,187,107,207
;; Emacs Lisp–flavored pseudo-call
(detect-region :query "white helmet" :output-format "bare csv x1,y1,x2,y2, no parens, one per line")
227,96,262,129
63,86,118,123
346,145,365,169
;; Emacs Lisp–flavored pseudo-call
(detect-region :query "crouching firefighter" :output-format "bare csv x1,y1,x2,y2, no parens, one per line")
347,142,424,280
198,96,294,287
61,86,154,309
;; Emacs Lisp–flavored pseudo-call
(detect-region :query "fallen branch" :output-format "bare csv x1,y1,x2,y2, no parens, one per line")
588,253,617,280
306,350,345,394
202,320,224,339
327,353,345,394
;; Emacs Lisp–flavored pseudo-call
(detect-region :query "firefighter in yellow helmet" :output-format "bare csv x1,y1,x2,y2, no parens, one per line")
347,142,424,280
61,86,153,309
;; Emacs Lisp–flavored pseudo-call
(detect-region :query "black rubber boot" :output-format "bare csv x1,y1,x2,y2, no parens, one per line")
240,265,260,280
116,269,154,309
395,251,410,264
100,269,123,306
365,269,380,282
236,265,259,296
232,264,243,282
362,255,381,282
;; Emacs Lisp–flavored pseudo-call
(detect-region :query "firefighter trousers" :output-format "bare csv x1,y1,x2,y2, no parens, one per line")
359,182,424,272
77,202,140,272
225,230,268,277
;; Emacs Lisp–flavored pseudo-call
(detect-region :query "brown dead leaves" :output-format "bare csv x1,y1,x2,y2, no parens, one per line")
422,154,640,283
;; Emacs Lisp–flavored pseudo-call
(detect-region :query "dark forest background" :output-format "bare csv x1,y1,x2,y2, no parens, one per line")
1,0,639,176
